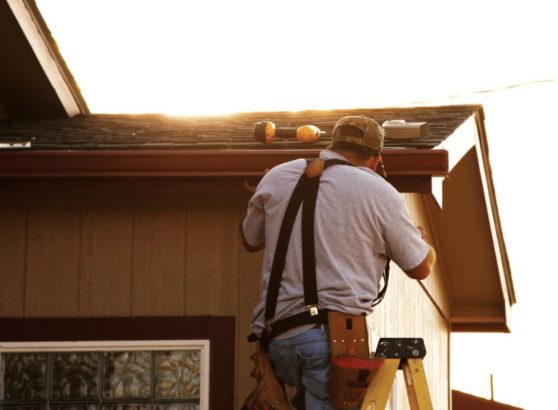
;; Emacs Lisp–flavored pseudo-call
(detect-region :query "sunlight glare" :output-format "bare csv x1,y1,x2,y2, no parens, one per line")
36,0,558,115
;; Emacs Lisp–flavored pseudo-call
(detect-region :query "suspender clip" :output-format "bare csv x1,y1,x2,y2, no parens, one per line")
306,304,319,316
265,320,273,333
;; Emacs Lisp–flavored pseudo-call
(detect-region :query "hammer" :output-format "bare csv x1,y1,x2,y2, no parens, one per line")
254,121,324,144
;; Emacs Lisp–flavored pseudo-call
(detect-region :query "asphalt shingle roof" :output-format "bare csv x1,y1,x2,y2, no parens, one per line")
0,105,479,151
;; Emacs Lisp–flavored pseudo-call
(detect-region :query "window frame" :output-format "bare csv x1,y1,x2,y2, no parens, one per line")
0,317,235,410
0,339,210,408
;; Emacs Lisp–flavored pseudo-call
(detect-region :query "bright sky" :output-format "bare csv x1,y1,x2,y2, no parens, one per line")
38,0,557,115
36,1,558,408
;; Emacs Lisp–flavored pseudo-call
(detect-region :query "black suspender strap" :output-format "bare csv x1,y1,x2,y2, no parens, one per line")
261,159,349,335
265,159,351,323
301,162,321,310
264,169,309,321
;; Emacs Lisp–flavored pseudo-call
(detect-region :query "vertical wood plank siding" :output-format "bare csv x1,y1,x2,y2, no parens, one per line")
0,208,26,315
370,262,450,409
25,208,81,316
185,204,240,315
0,191,449,409
80,208,134,315
132,207,187,315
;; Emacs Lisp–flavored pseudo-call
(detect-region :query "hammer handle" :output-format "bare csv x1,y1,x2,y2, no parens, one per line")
275,128,298,138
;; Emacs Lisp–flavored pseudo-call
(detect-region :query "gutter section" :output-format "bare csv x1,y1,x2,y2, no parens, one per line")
0,149,448,193
0,148,447,177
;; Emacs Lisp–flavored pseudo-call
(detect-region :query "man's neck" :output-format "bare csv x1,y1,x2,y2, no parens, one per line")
328,148,380,171
329,148,368,167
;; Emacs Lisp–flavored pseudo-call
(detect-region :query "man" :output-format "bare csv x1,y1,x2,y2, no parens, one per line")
241,115,436,409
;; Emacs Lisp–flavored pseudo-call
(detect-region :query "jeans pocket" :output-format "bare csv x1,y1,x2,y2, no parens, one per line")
296,337,330,360
267,351,301,388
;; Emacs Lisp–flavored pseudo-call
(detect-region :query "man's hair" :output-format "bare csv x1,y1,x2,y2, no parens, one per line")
330,140,379,160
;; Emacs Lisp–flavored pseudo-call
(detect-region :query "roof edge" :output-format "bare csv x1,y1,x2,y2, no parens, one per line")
471,106,516,306
452,390,524,410
0,148,448,193
7,0,88,116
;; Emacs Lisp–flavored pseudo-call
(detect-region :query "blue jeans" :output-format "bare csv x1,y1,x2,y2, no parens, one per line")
267,325,336,410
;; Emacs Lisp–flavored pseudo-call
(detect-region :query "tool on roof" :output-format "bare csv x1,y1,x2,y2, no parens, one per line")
382,119,429,140
254,121,324,144
0,141,31,150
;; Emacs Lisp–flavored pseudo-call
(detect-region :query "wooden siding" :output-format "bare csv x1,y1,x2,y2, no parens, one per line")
0,208,26,315
367,193,451,409
132,206,187,315
369,264,450,409
0,99,9,119
404,193,452,320
0,188,449,409
80,208,134,315
25,207,81,316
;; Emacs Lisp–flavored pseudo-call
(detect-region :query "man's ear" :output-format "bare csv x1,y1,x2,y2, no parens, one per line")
367,155,381,171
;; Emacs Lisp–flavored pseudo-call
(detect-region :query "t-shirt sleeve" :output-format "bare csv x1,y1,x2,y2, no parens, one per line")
382,194,429,271
242,194,265,248
241,179,267,248
241,159,305,249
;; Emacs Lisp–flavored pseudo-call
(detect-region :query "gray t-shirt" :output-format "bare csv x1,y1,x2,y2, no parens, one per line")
242,150,429,336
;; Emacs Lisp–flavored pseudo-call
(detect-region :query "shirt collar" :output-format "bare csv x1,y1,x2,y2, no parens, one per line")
319,149,376,176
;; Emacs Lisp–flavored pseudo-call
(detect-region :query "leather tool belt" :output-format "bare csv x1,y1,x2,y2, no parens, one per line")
327,311,384,409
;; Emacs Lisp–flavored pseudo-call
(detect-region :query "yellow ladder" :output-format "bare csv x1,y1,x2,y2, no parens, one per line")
360,338,433,410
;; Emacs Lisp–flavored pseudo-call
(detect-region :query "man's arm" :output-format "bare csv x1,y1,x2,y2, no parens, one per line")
240,217,265,252
404,226,436,280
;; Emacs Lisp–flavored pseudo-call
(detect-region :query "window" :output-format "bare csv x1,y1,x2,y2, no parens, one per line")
0,317,235,409
0,340,209,409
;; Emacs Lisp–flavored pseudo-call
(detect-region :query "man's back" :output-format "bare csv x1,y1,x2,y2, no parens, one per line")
243,149,428,335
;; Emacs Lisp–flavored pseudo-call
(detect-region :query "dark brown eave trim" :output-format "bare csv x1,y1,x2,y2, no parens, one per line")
0,148,447,176
0,149,447,193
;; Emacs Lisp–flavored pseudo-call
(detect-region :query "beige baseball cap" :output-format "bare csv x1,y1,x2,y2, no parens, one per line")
332,115,384,151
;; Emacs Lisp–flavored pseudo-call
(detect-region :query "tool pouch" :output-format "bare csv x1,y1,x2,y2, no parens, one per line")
327,311,383,409
241,342,292,410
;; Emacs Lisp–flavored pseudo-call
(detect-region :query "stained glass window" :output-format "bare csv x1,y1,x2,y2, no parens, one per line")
0,342,207,409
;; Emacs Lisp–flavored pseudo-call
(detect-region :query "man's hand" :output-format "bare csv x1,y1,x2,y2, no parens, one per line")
244,179,257,194
416,225,429,241
403,225,436,280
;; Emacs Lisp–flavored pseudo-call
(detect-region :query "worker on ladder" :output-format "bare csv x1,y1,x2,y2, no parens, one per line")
241,115,437,409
